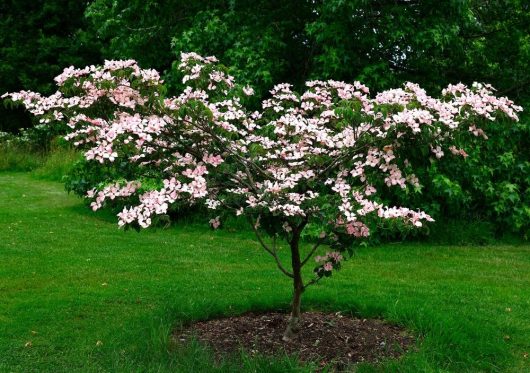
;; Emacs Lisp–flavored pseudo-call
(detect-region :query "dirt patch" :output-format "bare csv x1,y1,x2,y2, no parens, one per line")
175,311,414,370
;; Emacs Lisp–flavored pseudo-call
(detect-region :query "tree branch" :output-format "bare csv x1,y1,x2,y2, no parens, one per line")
498,79,530,96
303,276,323,290
248,216,293,278
300,234,325,267
181,115,272,181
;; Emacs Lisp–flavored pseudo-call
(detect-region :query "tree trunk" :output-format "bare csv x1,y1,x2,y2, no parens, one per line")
283,229,304,341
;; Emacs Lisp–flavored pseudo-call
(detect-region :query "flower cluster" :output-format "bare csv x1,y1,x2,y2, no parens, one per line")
315,251,344,274
87,181,140,211
209,216,221,229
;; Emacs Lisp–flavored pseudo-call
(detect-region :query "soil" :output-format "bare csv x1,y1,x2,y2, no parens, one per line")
174,311,414,370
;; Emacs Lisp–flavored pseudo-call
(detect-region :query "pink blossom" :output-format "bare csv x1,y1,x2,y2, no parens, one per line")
243,86,254,96
431,146,444,159
209,216,221,229
345,221,370,237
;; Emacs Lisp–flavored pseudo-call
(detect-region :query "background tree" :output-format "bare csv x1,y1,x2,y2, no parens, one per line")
0,0,100,132
307,0,530,99
84,0,530,103
84,0,204,73
85,0,314,96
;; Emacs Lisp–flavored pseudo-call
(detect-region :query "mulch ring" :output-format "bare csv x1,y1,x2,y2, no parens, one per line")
174,311,414,370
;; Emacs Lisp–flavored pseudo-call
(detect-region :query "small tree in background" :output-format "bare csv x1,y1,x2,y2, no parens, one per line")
4,53,521,340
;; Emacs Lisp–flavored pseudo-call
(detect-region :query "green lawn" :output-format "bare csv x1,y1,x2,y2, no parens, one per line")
1,173,529,372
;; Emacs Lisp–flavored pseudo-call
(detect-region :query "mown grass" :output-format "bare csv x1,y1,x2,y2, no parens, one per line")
1,173,529,372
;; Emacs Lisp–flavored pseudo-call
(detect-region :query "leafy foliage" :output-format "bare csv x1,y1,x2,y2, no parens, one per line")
84,0,530,104
0,0,101,132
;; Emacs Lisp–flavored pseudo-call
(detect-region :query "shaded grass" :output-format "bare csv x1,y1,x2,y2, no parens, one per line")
0,143,79,181
0,173,529,372
0,143,45,171
31,146,79,181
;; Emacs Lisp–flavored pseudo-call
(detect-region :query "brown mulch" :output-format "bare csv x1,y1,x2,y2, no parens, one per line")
174,311,414,370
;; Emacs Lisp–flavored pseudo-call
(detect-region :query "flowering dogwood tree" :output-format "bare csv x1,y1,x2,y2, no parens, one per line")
4,53,522,340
